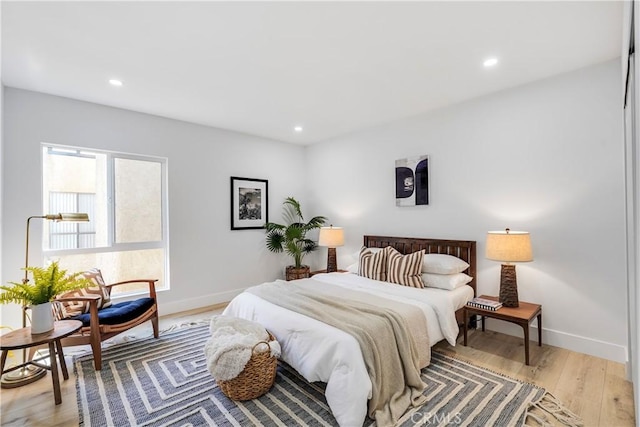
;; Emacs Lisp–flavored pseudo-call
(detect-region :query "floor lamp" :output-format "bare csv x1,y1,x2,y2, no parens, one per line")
1,213,90,388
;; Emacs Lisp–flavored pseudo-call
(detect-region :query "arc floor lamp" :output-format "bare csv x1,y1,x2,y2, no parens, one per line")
1,213,89,388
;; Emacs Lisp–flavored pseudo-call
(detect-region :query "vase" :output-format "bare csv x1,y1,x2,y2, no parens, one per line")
30,302,54,335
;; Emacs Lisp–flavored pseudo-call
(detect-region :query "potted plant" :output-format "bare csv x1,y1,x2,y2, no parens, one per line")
0,261,90,334
265,197,327,280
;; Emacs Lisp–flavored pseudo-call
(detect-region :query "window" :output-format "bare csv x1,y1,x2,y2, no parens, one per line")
49,192,96,249
42,145,168,296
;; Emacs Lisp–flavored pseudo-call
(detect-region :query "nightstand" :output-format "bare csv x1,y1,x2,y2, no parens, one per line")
463,295,542,365
309,269,348,277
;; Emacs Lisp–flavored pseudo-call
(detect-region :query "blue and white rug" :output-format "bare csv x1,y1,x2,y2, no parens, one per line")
75,323,568,427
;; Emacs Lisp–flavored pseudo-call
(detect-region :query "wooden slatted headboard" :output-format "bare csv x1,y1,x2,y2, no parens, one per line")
363,235,477,297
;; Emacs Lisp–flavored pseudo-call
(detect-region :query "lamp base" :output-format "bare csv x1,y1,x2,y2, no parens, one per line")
499,264,519,307
1,365,47,389
326,247,338,273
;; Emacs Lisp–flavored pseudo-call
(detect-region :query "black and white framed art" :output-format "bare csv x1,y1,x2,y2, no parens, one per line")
230,176,268,230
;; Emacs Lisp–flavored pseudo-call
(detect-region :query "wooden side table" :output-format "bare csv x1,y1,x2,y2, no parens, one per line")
463,295,542,365
0,320,82,404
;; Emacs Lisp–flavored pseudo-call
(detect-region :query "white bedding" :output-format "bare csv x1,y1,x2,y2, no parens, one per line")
223,272,473,427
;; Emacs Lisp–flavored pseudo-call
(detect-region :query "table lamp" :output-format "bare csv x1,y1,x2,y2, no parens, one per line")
318,226,344,273
486,228,533,308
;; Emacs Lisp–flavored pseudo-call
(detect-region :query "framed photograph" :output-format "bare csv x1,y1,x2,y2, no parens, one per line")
230,177,268,230
395,155,429,207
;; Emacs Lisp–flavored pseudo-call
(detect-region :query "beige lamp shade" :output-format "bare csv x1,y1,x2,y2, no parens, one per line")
486,229,533,262
318,226,345,248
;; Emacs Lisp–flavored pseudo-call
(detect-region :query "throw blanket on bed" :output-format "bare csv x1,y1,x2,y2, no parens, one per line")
246,279,428,426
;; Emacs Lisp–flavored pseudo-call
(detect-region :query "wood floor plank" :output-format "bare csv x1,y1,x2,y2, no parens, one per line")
543,350,608,426
517,344,570,391
599,360,636,426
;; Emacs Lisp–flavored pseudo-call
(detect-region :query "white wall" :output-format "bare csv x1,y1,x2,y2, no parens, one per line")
1,88,307,328
306,60,627,362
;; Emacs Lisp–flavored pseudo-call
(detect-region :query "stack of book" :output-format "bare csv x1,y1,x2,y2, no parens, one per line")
466,297,503,311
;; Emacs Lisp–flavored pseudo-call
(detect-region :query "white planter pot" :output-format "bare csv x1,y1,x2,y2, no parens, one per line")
30,302,54,335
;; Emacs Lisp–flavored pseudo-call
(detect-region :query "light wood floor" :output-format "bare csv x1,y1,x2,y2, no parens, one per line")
0,305,635,427
434,330,636,427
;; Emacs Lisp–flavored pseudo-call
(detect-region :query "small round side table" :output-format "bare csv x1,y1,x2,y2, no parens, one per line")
0,320,82,404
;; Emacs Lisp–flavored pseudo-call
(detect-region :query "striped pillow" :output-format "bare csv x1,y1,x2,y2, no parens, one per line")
358,247,388,281
387,247,426,288
56,268,112,319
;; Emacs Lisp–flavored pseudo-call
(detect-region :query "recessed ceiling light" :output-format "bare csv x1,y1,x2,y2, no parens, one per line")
109,79,123,86
483,57,498,68
294,126,303,132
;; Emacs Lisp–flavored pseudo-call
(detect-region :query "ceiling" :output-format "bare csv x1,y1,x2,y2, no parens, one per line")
2,1,623,145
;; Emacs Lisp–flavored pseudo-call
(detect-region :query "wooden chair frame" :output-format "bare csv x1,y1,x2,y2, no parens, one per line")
56,279,159,370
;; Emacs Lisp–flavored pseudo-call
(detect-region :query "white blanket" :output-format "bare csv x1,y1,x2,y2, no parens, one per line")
223,272,473,427
204,315,281,381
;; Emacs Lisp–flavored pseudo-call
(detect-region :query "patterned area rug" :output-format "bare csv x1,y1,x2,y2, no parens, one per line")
74,323,569,427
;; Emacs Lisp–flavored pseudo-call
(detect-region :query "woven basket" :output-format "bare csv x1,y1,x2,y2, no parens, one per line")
285,265,310,281
218,333,278,401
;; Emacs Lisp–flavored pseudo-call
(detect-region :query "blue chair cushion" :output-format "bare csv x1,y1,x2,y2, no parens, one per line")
71,297,155,326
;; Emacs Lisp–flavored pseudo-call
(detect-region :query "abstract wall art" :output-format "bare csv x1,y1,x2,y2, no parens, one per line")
395,155,429,207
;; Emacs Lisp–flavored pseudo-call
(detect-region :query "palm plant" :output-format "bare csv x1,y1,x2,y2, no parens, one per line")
265,197,327,268
0,261,91,306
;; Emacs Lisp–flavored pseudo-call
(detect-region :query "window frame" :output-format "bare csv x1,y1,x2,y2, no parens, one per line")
41,143,170,293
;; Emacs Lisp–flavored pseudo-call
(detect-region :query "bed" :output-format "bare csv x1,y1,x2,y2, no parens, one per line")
223,235,476,427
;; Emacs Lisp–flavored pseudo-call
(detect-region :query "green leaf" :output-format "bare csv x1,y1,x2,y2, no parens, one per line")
306,216,327,229
265,231,285,253
264,222,285,232
301,239,318,254
0,261,92,306
283,197,304,221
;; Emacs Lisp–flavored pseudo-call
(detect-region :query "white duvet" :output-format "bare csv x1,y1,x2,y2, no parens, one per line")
223,272,473,427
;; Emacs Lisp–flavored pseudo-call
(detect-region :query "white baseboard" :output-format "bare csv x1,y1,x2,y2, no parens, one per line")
157,288,245,317
482,319,627,363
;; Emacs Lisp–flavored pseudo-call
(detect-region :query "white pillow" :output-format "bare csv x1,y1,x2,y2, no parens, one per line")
423,254,469,274
345,262,358,273
422,272,473,290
